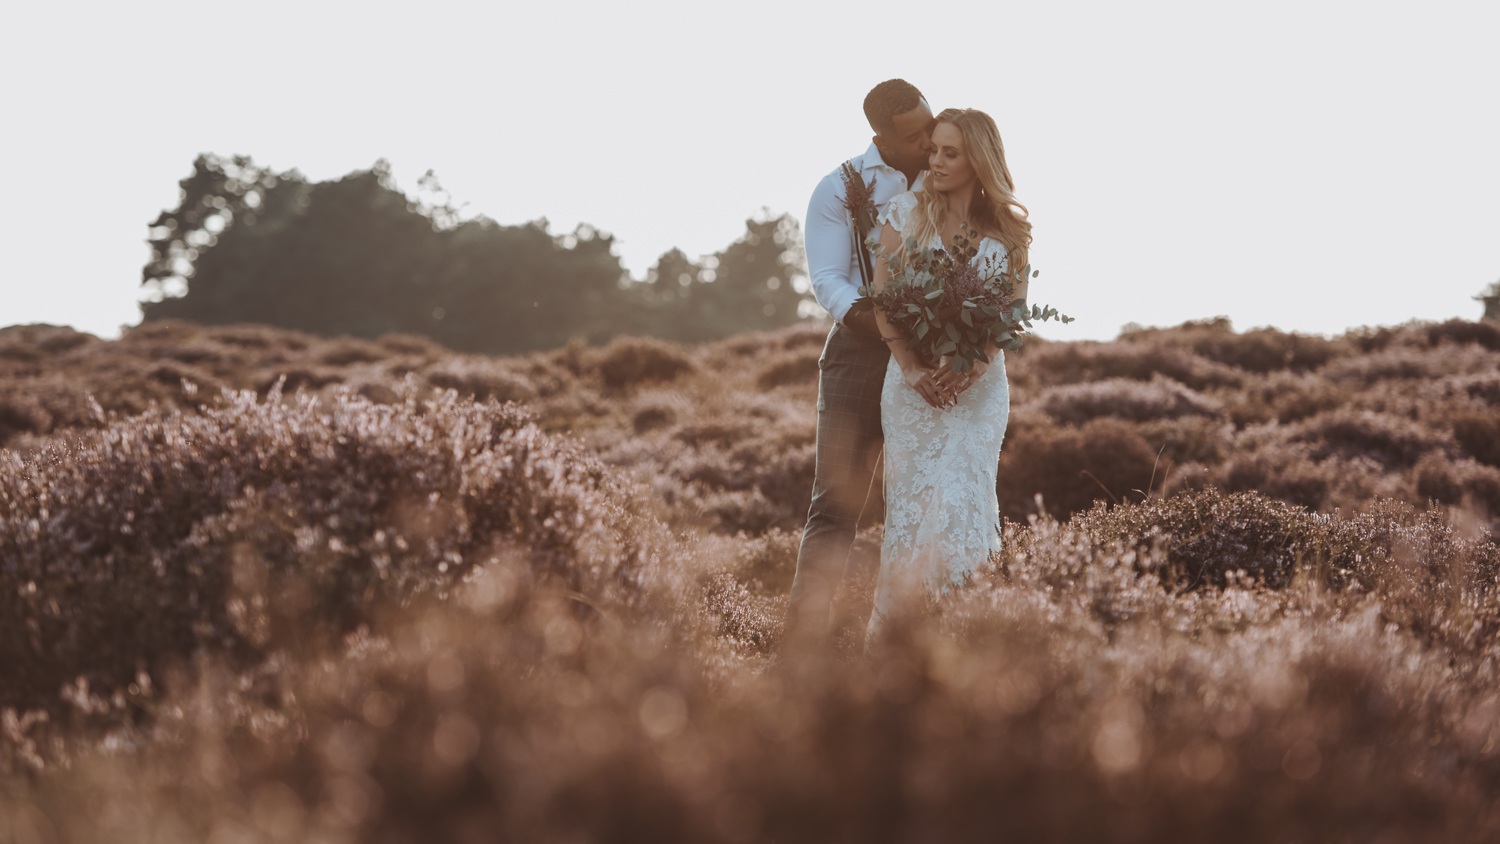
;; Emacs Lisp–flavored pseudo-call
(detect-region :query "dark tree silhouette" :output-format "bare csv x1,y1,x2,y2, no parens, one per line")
141,155,816,352
629,214,814,343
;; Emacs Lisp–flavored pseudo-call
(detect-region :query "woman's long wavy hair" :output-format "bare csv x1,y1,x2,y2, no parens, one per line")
905,108,1031,282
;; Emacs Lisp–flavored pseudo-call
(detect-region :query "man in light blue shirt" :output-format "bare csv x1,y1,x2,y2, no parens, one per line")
785,79,935,648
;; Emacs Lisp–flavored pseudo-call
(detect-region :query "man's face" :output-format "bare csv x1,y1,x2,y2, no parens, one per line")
874,99,937,175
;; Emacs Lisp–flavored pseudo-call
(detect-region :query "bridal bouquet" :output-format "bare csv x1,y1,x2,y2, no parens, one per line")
860,224,1072,374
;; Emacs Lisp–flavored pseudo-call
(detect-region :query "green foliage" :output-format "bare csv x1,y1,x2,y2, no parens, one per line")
863,225,1070,372
141,155,816,353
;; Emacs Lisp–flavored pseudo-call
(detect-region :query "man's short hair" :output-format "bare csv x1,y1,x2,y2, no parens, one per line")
863,79,925,136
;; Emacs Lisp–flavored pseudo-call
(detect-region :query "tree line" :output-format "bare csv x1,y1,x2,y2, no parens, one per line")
140,155,818,354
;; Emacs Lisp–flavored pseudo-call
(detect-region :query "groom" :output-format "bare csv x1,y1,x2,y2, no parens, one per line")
784,79,936,646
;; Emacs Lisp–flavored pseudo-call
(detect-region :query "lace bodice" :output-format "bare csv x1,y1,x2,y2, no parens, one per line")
877,191,1011,278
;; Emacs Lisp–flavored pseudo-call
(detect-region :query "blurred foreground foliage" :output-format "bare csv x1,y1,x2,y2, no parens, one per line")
140,155,814,354
3,317,1500,840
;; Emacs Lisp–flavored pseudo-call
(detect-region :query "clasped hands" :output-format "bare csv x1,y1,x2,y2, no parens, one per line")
901,357,988,409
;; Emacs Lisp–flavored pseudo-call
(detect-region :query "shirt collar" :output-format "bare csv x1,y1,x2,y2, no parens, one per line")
855,143,925,190
856,142,896,172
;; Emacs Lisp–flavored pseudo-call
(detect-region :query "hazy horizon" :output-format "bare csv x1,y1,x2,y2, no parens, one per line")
3,0,1497,342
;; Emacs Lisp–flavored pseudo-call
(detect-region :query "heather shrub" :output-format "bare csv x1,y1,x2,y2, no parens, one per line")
1224,370,1352,426
1132,416,1235,465
376,332,448,357
1413,453,1500,514
256,365,345,393
1075,489,1500,651
996,417,1160,519
631,391,687,434
1447,372,1500,407
0,323,98,360
682,431,817,533
1289,409,1457,468
1425,317,1500,350
5,505,1498,842
1321,347,1438,385
729,527,802,592
314,337,390,366
1451,409,1500,466
1076,488,1336,589
591,336,697,389
1015,339,1242,391
1323,343,1500,387
754,347,821,391
0,392,54,442
1196,326,1343,372
423,356,539,403
0,388,666,717
1035,375,1223,424
715,321,829,360
1211,446,1334,510
1120,318,1345,373
9,316,1500,841
9,317,1498,532
209,322,312,351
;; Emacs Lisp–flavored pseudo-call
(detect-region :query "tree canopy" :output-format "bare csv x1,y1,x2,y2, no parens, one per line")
141,155,817,353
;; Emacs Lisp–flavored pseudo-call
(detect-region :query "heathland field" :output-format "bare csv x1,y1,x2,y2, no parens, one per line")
2,317,1499,842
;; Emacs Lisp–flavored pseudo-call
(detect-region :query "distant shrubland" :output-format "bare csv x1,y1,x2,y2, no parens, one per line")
7,315,1500,533
2,316,1499,841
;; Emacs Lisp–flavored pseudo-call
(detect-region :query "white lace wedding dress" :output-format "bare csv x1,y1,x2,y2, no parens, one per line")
868,190,1011,637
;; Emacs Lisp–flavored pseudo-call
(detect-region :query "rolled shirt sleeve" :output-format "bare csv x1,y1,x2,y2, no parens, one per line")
805,173,860,325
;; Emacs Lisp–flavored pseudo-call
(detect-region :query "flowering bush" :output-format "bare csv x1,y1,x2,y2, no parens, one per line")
0,385,667,716
3,317,1500,840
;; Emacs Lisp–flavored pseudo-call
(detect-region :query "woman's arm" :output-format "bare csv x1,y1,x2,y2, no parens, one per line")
872,222,946,409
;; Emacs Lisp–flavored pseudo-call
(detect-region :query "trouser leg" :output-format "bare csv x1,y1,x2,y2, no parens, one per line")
786,324,888,643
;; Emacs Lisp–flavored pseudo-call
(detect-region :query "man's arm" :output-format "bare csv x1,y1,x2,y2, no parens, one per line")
804,174,861,325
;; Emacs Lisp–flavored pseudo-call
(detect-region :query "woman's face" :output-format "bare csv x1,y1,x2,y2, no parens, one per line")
927,122,975,193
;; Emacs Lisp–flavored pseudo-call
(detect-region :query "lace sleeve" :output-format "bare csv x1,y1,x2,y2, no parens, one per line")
878,191,918,234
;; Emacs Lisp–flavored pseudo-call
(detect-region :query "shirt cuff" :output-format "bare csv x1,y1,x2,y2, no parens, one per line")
826,288,859,324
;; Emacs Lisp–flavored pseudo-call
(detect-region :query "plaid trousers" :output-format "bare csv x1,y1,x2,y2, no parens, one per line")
786,322,890,638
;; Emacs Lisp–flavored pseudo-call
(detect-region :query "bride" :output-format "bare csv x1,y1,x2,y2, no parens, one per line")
866,107,1032,638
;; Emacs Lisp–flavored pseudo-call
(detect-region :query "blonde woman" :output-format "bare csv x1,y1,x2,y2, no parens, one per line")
866,108,1032,638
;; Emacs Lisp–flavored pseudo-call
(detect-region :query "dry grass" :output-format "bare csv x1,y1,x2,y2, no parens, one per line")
2,316,1499,841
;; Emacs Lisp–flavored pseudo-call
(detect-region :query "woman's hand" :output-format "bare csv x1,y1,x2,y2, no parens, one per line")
900,358,946,408
933,357,989,398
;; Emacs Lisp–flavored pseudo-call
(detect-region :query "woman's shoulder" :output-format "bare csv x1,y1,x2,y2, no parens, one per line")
879,190,919,233
977,235,1010,274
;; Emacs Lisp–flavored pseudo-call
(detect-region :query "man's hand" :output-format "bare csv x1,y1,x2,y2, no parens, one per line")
841,303,883,340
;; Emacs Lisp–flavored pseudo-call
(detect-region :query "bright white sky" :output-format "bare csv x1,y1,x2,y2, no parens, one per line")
2,0,1496,342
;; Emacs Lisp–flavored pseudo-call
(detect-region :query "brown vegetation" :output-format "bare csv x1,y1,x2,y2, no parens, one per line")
2,316,1500,841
